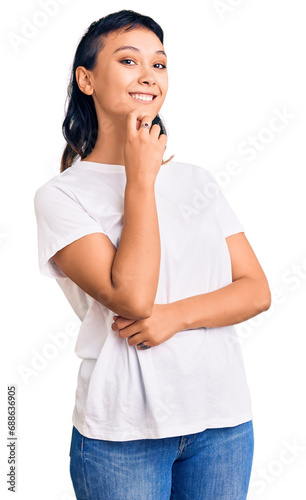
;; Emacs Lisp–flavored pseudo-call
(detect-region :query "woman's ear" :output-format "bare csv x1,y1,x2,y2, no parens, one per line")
75,66,94,96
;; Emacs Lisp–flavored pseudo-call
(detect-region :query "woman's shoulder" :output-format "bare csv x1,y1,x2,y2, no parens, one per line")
34,160,86,198
164,159,217,183
33,163,83,213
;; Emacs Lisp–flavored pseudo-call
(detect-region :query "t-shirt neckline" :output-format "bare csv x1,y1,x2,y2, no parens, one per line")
76,160,125,173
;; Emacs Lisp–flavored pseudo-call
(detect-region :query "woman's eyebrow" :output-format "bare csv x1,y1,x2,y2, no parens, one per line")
113,45,167,57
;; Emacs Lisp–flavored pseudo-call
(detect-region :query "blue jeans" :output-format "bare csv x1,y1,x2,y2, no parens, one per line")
69,420,254,499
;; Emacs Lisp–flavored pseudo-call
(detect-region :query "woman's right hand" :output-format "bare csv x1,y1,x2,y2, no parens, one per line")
124,109,168,186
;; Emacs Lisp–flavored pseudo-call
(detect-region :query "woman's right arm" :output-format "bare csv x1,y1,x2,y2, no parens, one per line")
52,111,167,320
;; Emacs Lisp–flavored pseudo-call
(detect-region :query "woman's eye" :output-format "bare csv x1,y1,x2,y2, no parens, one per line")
120,60,166,69
120,59,136,65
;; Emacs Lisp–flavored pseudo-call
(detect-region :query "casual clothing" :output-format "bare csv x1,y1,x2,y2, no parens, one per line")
69,420,254,500
33,159,253,442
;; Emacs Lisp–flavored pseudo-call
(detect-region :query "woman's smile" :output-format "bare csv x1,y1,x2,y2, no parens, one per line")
129,92,157,103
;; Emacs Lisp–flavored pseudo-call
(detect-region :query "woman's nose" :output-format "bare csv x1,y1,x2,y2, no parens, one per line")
138,68,156,86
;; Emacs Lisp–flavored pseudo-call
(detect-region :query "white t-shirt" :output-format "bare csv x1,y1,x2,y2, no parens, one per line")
34,159,253,441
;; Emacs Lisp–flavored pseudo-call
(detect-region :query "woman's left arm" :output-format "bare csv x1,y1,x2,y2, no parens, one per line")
112,232,271,347
173,232,271,330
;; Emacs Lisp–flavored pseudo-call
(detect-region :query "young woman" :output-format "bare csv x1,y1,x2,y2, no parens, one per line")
34,9,271,500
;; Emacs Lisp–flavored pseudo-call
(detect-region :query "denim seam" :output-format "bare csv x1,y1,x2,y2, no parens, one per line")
177,434,199,457
80,436,90,499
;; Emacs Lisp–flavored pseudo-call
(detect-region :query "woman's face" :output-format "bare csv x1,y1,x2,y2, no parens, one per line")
78,27,168,127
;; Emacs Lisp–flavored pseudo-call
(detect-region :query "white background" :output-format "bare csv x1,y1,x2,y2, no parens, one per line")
1,0,306,498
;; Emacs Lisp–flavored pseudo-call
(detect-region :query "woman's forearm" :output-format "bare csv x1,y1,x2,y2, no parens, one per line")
170,277,271,331
111,181,160,318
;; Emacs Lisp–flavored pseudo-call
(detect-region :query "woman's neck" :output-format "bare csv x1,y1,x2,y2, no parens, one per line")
84,116,127,165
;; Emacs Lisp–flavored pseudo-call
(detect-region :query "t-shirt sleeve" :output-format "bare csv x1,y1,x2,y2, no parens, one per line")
206,171,244,238
34,183,106,279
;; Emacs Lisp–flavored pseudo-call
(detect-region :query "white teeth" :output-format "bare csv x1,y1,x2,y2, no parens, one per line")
130,93,155,102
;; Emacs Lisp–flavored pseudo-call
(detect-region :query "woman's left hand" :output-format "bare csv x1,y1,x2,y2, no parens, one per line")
111,303,181,349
